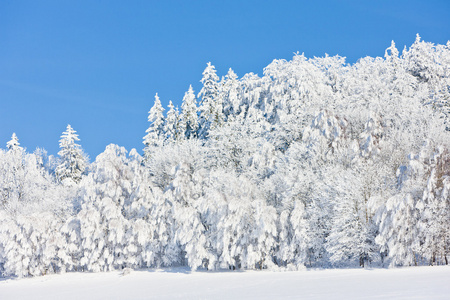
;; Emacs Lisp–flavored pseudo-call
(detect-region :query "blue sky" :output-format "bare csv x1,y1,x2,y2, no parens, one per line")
1,0,449,159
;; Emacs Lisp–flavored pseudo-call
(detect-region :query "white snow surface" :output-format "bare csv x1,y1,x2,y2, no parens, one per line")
1,266,449,299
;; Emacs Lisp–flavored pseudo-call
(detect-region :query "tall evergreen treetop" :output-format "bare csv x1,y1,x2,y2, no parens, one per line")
165,100,180,142
55,124,88,185
198,62,220,106
6,133,22,152
181,85,199,139
198,62,222,135
143,93,165,158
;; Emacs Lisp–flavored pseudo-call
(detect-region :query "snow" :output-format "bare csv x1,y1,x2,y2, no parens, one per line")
1,266,449,299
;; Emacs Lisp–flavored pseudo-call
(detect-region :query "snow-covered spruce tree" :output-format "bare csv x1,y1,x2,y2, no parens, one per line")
180,85,199,139
143,93,165,159
6,133,22,152
164,101,180,142
320,114,390,268
55,125,88,185
198,62,222,136
1,134,24,211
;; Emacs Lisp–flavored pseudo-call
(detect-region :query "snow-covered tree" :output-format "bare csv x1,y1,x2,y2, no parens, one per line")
376,193,421,267
180,85,199,139
302,110,349,162
376,140,450,266
0,210,68,277
208,172,277,270
403,34,450,129
198,62,222,136
268,141,331,268
169,162,212,270
143,93,165,158
416,146,450,265
164,101,180,142
359,113,384,159
0,148,72,277
221,68,242,118
76,145,137,272
55,125,88,185
6,133,22,152
326,169,380,267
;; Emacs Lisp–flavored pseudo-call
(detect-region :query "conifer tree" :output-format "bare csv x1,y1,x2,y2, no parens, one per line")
6,133,22,152
384,40,400,67
143,93,165,158
180,85,199,139
198,62,222,136
164,101,179,142
55,125,87,185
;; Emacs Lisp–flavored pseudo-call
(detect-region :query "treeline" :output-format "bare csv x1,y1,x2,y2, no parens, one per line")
1,35,449,277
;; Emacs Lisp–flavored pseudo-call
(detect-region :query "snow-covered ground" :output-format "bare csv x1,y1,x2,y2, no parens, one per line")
1,266,449,299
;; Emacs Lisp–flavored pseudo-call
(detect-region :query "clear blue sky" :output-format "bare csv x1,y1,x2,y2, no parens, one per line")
1,0,449,159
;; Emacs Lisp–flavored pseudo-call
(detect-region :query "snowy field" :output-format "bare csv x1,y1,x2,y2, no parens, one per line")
1,266,449,299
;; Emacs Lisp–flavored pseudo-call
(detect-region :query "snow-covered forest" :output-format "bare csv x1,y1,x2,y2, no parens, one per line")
1,35,449,277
